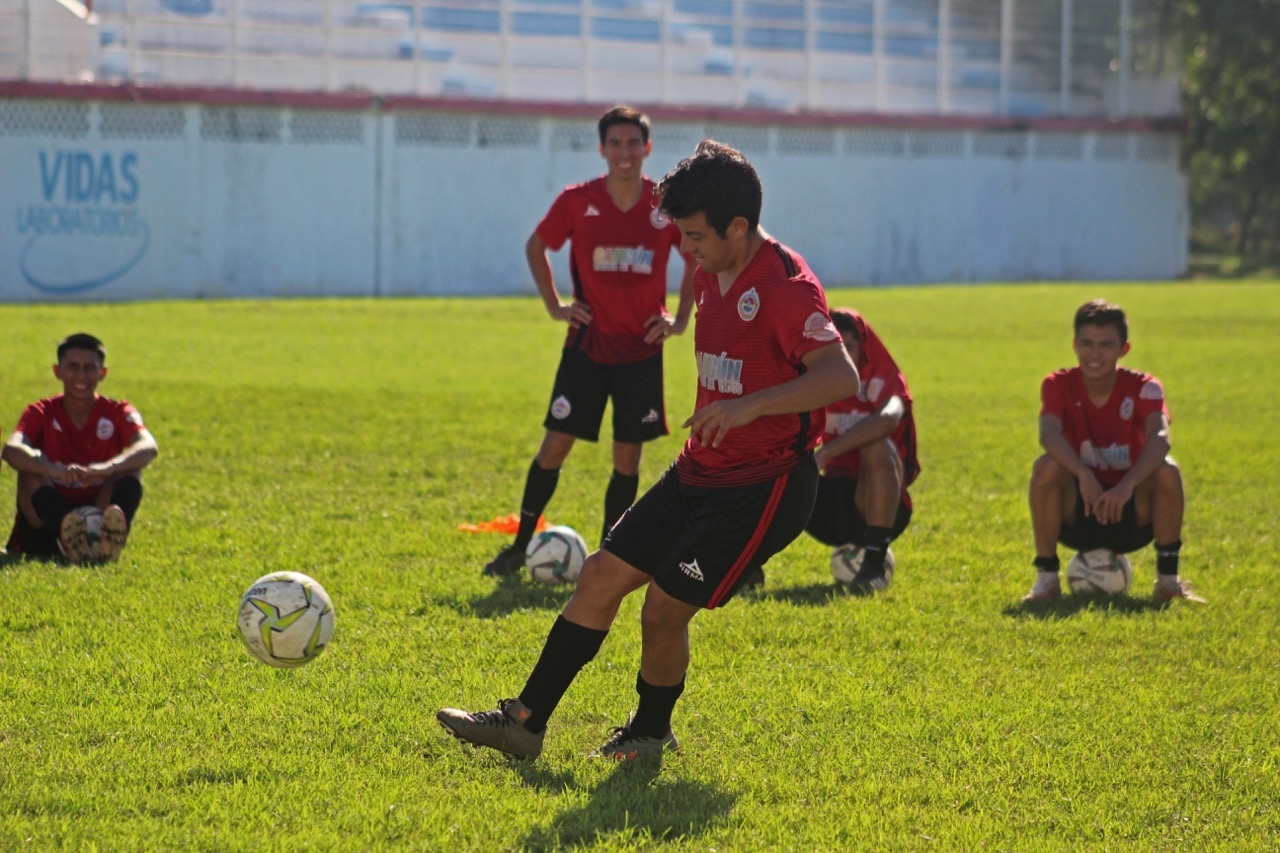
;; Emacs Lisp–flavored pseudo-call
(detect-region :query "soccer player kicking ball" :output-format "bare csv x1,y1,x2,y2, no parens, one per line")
481,105,696,577
4,333,159,564
1024,300,1204,604
438,141,860,760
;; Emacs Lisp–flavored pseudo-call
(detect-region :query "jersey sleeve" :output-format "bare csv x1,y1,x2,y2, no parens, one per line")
534,189,575,252
1135,374,1170,423
14,402,47,447
773,278,841,366
118,401,147,443
1039,372,1069,419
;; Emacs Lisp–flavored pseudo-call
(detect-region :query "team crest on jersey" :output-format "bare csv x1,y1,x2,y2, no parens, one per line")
649,206,670,229
802,311,840,342
96,418,115,440
737,287,760,321
551,395,572,420
1119,397,1135,420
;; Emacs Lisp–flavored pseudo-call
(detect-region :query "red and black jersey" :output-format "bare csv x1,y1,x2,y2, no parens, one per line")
1040,366,1169,488
14,394,147,501
820,310,919,501
676,239,841,487
536,177,685,365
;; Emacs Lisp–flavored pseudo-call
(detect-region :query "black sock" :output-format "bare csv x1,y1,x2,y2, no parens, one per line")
515,461,560,550
630,674,686,738
108,476,144,524
1155,539,1182,576
859,525,893,574
602,470,639,544
1034,556,1061,573
518,615,608,733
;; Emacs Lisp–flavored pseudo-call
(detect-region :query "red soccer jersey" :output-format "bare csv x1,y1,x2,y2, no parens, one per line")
1040,367,1170,488
821,316,919,498
15,395,147,500
676,239,841,487
536,177,685,365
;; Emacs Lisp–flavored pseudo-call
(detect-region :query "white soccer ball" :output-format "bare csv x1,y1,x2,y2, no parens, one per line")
525,526,588,585
1066,549,1133,595
830,543,895,587
237,571,335,668
71,506,104,552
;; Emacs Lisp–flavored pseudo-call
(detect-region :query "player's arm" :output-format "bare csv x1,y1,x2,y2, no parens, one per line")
1039,414,1105,517
1093,411,1170,524
684,343,860,448
814,395,904,469
643,253,697,344
83,429,159,482
2,430,78,486
526,231,591,328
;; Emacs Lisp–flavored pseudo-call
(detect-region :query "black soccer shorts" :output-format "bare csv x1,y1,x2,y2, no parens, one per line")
542,348,667,444
805,475,912,547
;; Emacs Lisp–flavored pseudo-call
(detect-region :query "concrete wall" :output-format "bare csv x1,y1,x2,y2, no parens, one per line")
0,85,1188,303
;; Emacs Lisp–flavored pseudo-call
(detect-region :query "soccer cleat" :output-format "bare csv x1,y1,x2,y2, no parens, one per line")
1023,571,1062,601
1153,577,1207,604
591,721,679,761
482,543,526,577
59,511,94,564
742,567,765,590
848,563,893,595
436,698,544,759
98,505,129,562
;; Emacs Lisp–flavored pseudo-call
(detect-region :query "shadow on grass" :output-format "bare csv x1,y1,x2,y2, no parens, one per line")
515,757,735,850
1004,592,1168,620
422,574,574,619
739,580,849,607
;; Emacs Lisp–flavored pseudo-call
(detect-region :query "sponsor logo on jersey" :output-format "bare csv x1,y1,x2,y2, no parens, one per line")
1080,440,1132,471
865,377,885,403
1139,380,1163,401
593,245,655,274
96,417,115,440
1119,397,1135,420
649,206,670,229
826,410,870,435
697,350,744,395
737,287,760,321
585,204,600,217
641,408,660,424
802,311,840,341
678,558,704,581
551,395,572,420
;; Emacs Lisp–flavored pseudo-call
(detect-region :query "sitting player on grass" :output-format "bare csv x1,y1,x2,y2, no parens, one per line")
1024,300,1203,604
3,333,159,564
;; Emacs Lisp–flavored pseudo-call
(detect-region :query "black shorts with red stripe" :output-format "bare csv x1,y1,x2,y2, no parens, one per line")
602,455,818,609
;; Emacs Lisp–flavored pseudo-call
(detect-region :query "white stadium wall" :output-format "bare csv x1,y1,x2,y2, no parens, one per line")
1,84,1186,303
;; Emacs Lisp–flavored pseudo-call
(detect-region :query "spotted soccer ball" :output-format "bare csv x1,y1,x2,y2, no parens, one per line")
237,571,335,668
525,526,588,584
830,543,896,587
1066,549,1133,596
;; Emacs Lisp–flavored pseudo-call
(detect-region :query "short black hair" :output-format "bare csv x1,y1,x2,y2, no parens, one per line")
1074,299,1128,345
830,308,858,334
57,332,106,364
657,139,762,237
598,105,650,146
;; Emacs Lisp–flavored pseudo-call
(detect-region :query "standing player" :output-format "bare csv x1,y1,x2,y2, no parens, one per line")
437,140,860,760
1024,299,1203,603
482,105,696,577
4,333,159,563
792,307,919,594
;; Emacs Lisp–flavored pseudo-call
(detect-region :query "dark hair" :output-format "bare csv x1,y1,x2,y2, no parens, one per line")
657,139,762,237
598,105,650,145
57,332,106,364
830,308,858,334
1074,299,1128,345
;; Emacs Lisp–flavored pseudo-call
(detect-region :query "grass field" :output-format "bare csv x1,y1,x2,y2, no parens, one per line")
1,281,1278,851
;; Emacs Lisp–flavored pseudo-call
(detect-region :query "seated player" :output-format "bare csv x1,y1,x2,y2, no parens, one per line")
1025,299,1202,603
3,333,159,564
792,307,918,593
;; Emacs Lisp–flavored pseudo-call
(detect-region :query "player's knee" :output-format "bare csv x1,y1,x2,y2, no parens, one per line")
1154,458,1183,495
862,439,902,482
1030,454,1066,488
536,431,575,468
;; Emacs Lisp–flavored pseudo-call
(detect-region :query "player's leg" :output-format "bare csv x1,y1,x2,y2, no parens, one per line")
602,441,642,543
1133,458,1201,602
1025,454,1077,599
96,474,143,562
483,350,609,577
850,438,904,586
604,353,667,544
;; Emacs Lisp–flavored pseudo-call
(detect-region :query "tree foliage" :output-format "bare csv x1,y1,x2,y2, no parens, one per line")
1179,0,1280,257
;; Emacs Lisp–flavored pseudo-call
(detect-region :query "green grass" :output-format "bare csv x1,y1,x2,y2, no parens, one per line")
1,281,1278,851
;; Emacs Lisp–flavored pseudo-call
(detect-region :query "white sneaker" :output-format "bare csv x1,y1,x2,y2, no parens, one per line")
1023,571,1061,601
99,505,129,562
1153,576,1207,604
59,510,94,564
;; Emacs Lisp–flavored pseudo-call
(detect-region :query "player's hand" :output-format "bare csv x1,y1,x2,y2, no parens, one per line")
813,445,832,472
1077,472,1106,520
549,301,592,328
1093,483,1133,525
642,313,684,344
682,398,760,448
